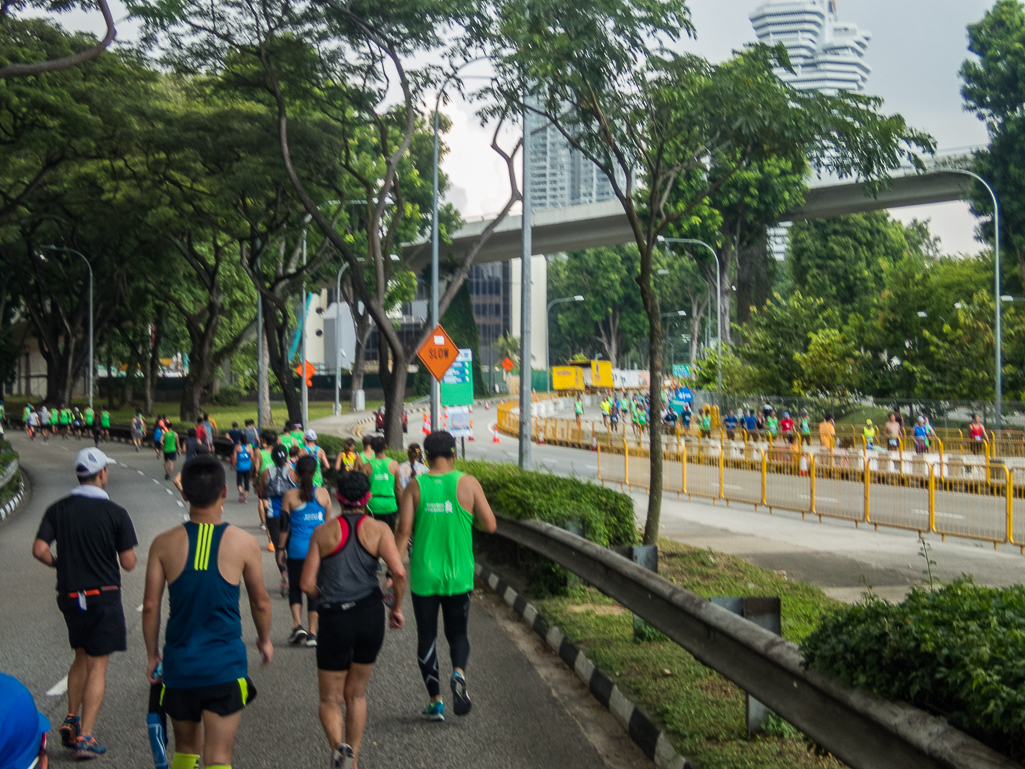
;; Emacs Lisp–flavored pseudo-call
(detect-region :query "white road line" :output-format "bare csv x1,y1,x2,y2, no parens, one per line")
152,479,160,485
165,488,173,495
47,676,68,697
913,508,965,520
177,501,184,508
136,604,144,613
137,470,145,476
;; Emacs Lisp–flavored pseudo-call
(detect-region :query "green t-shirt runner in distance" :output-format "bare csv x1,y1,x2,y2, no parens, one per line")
164,430,177,452
410,471,474,596
367,457,397,515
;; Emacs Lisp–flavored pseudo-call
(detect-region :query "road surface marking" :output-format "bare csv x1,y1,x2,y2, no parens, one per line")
152,479,160,485
913,508,965,520
136,604,144,613
165,488,173,495
47,676,68,697
137,470,145,476
177,501,184,508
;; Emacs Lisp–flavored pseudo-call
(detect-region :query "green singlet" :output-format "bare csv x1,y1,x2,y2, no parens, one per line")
766,416,778,435
701,414,712,430
291,430,303,445
410,471,474,596
259,448,272,475
280,433,294,450
366,457,397,515
164,430,177,452
800,417,810,435
305,443,323,487
60,409,71,426
101,411,110,428
84,408,94,426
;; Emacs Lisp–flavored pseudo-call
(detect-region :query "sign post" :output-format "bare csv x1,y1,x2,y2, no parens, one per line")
441,349,474,407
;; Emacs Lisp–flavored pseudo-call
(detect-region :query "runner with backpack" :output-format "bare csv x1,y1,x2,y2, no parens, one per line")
232,437,255,504
260,444,295,597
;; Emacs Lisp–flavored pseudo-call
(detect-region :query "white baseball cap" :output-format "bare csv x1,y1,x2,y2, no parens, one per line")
305,429,318,441
74,447,116,477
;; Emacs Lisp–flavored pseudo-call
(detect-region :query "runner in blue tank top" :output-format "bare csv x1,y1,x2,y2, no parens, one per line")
142,456,272,769
279,455,332,648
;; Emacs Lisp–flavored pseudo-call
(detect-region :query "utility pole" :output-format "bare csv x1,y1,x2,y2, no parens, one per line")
518,103,533,470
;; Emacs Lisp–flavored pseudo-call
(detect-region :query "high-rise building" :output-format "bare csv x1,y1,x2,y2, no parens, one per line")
526,111,617,211
751,0,872,259
750,0,871,95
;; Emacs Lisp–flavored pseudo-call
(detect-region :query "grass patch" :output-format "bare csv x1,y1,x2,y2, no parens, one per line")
835,405,892,427
535,537,844,769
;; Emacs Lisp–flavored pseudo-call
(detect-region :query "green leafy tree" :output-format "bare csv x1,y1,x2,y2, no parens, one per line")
960,0,1025,291
792,328,860,398
547,245,647,367
481,7,933,542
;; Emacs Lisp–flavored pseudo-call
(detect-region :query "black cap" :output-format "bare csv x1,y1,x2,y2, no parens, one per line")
423,430,456,458
271,444,289,467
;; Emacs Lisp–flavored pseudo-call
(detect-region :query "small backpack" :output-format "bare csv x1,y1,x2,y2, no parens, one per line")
265,464,295,497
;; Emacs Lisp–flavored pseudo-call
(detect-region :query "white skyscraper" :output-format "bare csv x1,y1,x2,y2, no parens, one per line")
526,111,617,211
750,0,871,95
750,0,872,259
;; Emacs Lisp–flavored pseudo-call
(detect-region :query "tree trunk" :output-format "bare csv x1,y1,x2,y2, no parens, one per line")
736,233,769,327
350,306,370,410
261,295,302,426
144,320,161,417
259,327,273,428
383,346,408,448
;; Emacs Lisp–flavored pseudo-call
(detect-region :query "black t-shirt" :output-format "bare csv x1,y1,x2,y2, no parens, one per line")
228,428,243,445
36,494,137,594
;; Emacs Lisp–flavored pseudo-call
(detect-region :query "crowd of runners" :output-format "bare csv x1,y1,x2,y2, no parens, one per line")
15,402,113,444
17,418,495,769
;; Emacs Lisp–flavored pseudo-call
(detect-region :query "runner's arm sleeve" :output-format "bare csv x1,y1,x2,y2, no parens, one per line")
34,509,55,544
115,507,139,552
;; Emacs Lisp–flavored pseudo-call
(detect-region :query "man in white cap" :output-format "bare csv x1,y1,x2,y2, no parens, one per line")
304,428,329,489
32,447,138,760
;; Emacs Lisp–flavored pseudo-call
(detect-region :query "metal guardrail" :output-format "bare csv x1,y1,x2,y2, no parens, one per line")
492,517,1017,769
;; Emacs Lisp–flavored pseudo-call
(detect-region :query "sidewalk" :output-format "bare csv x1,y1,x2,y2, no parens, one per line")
636,489,1025,603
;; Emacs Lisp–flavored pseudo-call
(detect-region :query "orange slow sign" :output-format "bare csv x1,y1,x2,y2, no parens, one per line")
417,325,460,381
501,357,514,372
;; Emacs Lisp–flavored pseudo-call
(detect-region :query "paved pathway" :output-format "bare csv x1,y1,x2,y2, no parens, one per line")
0,432,651,768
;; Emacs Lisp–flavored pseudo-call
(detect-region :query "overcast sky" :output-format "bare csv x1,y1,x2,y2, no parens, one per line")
50,0,997,254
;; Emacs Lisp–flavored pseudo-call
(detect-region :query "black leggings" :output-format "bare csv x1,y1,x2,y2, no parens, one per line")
286,558,317,613
266,518,286,575
412,592,471,698
236,471,250,491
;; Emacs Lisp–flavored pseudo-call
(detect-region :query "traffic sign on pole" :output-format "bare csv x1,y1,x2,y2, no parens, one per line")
417,325,460,381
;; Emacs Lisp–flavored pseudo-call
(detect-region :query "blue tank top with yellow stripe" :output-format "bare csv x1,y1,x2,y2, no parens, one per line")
162,522,247,688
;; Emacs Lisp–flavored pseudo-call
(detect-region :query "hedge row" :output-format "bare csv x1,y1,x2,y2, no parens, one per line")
801,578,1025,761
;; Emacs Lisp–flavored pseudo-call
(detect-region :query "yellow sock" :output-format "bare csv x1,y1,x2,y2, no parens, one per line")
170,754,200,769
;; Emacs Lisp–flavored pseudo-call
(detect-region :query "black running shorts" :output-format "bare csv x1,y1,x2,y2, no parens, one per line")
58,594,126,657
317,590,385,671
236,471,250,491
160,677,257,723
164,452,177,461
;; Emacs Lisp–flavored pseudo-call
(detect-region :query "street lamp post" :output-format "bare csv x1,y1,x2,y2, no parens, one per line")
949,169,1002,427
545,295,584,391
658,237,722,393
431,57,486,431
41,246,93,408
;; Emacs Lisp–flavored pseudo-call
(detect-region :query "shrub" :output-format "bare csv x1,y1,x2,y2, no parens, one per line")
800,578,1025,761
455,460,635,547
210,385,244,407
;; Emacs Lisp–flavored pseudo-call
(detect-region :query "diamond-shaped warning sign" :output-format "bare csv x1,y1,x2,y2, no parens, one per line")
417,325,460,382
501,357,514,372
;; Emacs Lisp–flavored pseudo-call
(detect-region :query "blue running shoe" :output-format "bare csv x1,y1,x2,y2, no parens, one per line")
421,700,445,722
75,735,107,760
60,715,80,749
451,671,472,716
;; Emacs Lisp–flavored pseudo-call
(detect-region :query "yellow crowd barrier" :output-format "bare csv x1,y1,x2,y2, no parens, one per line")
499,401,1025,552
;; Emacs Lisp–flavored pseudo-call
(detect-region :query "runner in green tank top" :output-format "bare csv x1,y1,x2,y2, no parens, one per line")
396,431,497,722
162,423,180,480
362,437,400,531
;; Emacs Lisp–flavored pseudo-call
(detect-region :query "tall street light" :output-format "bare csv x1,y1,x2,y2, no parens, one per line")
545,295,584,391
949,169,1002,427
431,57,486,431
658,237,722,393
41,245,93,408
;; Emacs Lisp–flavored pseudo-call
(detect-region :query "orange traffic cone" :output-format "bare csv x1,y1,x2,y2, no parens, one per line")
468,419,475,441
485,402,490,410
799,453,809,477
492,427,500,443
421,413,430,435
591,431,598,451
538,429,545,445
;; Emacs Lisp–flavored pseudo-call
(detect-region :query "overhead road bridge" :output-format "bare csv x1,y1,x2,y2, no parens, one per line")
404,148,982,267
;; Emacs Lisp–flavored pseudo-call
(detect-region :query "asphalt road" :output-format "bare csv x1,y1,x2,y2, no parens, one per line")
0,431,646,769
